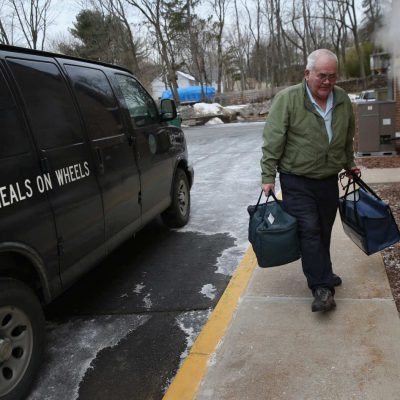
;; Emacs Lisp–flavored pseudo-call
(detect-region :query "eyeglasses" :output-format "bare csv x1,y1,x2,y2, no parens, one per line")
314,73,337,82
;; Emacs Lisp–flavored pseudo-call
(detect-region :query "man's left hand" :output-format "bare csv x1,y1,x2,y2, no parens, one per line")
345,167,361,178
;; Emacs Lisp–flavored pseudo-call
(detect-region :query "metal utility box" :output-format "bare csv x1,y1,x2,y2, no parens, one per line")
355,101,397,156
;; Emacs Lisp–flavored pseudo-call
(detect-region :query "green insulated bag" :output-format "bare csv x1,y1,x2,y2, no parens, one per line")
248,190,301,268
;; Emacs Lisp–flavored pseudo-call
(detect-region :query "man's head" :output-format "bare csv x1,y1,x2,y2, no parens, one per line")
304,49,338,102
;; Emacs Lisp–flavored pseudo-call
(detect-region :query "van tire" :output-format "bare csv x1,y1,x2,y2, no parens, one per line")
162,169,190,228
0,279,45,400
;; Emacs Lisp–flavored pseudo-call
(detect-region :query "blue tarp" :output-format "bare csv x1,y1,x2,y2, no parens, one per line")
161,85,216,103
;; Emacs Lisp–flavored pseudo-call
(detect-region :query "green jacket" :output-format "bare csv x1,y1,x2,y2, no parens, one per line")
261,80,355,184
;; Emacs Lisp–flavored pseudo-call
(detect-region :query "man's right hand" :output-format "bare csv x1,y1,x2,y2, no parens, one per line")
261,183,275,195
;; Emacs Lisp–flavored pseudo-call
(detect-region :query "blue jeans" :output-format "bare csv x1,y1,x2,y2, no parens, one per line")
280,172,339,293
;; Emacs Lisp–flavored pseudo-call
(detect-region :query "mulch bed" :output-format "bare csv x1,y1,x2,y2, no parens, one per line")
354,155,400,315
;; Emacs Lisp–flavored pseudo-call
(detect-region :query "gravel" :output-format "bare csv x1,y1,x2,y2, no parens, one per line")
369,183,400,314
354,155,400,315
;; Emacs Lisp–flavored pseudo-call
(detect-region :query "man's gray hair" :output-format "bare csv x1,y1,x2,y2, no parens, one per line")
306,49,338,70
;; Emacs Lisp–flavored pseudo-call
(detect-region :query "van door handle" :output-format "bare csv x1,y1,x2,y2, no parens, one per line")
40,157,50,173
96,148,105,174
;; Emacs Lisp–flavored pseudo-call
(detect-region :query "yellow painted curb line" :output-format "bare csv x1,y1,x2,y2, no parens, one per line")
163,246,258,400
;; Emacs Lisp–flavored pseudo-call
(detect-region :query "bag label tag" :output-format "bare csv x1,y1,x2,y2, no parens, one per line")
268,213,275,225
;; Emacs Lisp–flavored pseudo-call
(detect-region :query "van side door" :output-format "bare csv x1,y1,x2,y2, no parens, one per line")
5,56,105,284
63,64,141,250
113,74,174,224
0,63,61,295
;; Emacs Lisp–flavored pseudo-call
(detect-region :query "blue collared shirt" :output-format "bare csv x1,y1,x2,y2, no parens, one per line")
306,84,334,143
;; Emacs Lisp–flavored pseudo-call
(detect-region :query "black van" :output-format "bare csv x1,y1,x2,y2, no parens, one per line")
0,45,193,400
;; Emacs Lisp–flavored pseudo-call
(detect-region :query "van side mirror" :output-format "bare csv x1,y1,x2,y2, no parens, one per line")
160,99,177,121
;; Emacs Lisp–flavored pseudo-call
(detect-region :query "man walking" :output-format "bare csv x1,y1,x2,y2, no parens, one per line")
261,49,359,312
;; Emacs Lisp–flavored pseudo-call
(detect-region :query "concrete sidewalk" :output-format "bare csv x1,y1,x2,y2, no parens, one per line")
195,169,400,400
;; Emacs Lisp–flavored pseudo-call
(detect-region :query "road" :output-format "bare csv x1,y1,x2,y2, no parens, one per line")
27,121,265,400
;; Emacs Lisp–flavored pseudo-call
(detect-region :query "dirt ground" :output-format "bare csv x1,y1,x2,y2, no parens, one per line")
354,155,400,314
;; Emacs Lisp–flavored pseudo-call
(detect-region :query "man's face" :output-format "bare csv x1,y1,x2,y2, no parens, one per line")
304,57,337,102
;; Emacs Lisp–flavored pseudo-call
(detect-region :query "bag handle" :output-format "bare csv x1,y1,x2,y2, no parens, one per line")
254,190,282,216
339,172,360,225
339,171,382,201
352,174,382,201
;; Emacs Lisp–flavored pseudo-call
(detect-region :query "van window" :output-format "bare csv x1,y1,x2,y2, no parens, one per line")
115,74,159,127
65,65,123,139
6,58,84,149
0,70,29,158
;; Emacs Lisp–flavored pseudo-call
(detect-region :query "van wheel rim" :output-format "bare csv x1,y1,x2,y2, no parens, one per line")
177,179,188,216
0,306,33,396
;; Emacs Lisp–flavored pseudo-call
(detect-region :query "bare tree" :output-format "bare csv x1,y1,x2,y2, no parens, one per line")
126,0,180,104
8,0,53,50
265,0,297,86
209,0,229,93
244,0,263,88
0,1,10,44
345,0,366,84
92,0,143,79
186,0,206,94
325,0,349,78
0,18,10,44
233,0,247,90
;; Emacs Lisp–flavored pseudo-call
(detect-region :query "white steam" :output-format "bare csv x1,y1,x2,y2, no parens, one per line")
376,2,400,82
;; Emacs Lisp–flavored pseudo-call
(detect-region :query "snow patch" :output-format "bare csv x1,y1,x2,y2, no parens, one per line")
28,315,150,400
175,310,211,363
207,352,217,367
205,117,224,125
193,102,223,114
200,284,217,300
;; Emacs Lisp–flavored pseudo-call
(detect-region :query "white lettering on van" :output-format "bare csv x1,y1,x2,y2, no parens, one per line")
43,173,53,191
25,180,33,198
63,166,71,183
75,164,82,180
54,162,90,187
0,186,10,207
36,173,53,193
84,161,90,176
36,175,45,193
16,182,26,201
9,184,19,204
0,162,91,211
55,169,65,186
0,180,34,209
69,165,76,182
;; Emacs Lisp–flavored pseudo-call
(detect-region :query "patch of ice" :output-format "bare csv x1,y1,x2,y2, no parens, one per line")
133,283,145,294
200,284,217,300
143,292,152,309
28,315,150,400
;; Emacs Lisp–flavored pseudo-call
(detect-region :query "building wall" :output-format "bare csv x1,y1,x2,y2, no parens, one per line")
395,80,400,153
151,78,168,99
396,79,400,131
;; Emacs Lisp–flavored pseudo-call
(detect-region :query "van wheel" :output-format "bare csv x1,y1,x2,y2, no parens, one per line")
0,279,44,400
162,169,190,228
